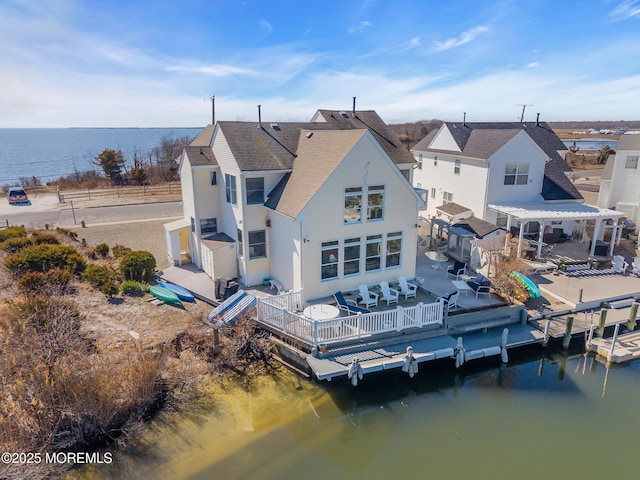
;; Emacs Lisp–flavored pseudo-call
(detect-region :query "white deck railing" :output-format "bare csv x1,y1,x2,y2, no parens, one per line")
256,292,443,347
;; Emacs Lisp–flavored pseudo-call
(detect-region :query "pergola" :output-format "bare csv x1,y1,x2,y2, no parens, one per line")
488,202,625,260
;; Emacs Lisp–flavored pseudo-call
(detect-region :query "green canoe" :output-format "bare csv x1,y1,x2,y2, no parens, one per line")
150,285,183,306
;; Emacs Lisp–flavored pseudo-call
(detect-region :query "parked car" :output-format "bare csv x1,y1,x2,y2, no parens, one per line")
7,187,29,204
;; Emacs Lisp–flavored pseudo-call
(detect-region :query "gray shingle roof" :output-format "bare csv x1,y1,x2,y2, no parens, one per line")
453,216,503,238
215,110,415,172
436,202,472,216
183,145,216,166
190,124,214,147
616,133,640,150
274,129,368,218
413,121,582,201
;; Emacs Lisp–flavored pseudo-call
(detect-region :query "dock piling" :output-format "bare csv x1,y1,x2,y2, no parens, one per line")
501,328,509,363
562,315,574,350
609,324,620,357
597,308,608,337
627,302,639,332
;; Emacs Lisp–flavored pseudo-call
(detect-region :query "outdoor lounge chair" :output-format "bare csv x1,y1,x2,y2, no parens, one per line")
333,292,371,315
379,281,399,305
437,291,459,309
446,260,466,280
358,284,379,308
612,255,628,274
632,258,640,277
398,276,417,299
466,273,492,299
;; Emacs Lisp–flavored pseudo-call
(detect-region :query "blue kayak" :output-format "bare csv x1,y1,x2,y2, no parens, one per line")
157,281,196,302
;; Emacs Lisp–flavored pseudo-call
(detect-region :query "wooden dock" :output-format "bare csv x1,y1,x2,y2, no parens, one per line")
305,323,545,383
587,330,640,363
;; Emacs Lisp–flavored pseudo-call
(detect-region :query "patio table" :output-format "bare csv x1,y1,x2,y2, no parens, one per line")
303,304,340,320
452,280,473,296
425,251,448,271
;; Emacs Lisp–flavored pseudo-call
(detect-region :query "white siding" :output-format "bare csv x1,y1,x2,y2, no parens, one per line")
429,126,461,151
298,133,419,301
268,211,301,292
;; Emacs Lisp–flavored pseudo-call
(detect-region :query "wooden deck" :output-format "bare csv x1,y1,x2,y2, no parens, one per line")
306,323,545,382
587,331,640,363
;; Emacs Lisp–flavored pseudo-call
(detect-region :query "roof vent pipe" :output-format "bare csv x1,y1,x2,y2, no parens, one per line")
536,113,540,126
463,112,466,126
352,96,356,116
258,105,262,128
210,95,215,125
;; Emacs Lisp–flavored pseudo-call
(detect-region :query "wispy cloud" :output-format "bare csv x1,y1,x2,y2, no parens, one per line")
166,64,257,76
360,36,421,59
430,25,490,52
258,19,273,37
527,62,540,68
348,21,372,33
610,0,640,21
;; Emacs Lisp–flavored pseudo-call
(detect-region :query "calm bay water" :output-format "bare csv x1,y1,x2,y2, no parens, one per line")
563,138,618,151
74,346,640,480
0,128,202,186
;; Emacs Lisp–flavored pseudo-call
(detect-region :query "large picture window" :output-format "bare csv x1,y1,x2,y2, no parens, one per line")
344,187,362,223
365,234,382,272
248,230,266,259
225,174,237,205
200,218,217,235
504,163,529,185
343,237,361,276
246,177,264,204
321,241,339,280
386,232,402,268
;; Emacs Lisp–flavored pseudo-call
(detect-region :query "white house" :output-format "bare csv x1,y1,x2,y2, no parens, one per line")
411,120,624,259
598,133,640,226
165,107,421,301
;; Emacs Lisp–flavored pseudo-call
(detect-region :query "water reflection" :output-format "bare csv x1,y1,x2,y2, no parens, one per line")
71,346,640,480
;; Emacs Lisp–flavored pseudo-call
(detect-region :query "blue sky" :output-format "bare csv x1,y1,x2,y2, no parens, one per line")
1,0,640,127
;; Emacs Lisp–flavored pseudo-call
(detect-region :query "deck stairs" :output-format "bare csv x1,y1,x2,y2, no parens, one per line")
207,289,256,327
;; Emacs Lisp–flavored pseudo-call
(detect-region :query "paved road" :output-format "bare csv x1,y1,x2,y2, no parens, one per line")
1,200,183,229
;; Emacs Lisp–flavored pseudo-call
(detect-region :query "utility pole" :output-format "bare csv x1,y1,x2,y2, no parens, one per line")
210,95,215,125
516,103,532,122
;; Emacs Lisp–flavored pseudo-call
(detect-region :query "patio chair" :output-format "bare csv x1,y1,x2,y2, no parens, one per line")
358,284,379,308
398,276,417,299
466,273,492,299
632,258,640,277
612,255,628,274
437,291,459,310
379,281,399,305
446,260,466,280
333,292,371,315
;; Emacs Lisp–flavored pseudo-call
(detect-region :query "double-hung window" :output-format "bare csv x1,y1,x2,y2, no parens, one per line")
248,231,266,259
454,159,461,174
321,241,339,280
443,191,453,204
344,187,362,223
246,177,264,204
365,234,382,272
386,232,402,268
625,156,639,169
237,228,243,257
343,237,361,276
367,185,385,221
225,174,237,205
504,163,529,185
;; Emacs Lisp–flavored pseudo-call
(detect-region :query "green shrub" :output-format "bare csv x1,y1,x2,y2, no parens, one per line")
119,250,156,282
112,244,132,258
101,281,119,299
83,264,118,288
120,280,147,296
4,244,86,275
31,232,61,245
0,236,32,254
17,271,47,292
94,243,110,258
0,226,27,243
17,269,71,293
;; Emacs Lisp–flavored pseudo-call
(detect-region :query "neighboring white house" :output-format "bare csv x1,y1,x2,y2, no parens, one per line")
411,120,626,259
598,133,640,226
411,120,583,230
165,108,421,301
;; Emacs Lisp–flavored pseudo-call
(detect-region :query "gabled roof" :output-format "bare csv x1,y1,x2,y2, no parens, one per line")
274,129,369,218
183,145,216,166
190,124,214,147
214,110,415,172
412,121,582,201
616,133,640,150
453,216,504,238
